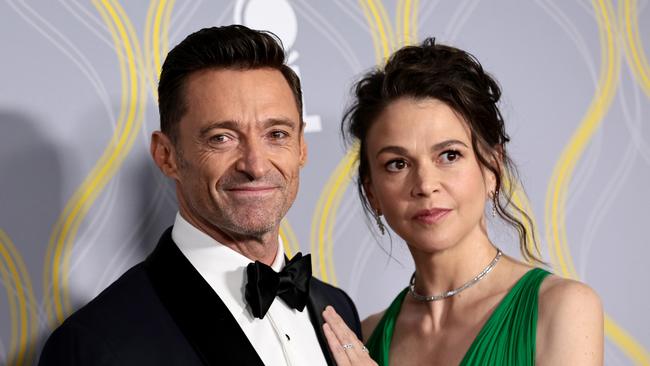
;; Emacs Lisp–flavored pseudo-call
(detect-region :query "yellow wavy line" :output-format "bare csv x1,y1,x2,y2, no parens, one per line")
0,232,19,366
605,315,650,365
403,0,411,46
396,0,403,47
61,0,148,314
43,0,131,325
324,152,358,284
312,0,402,284
622,0,650,98
410,0,419,44
45,0,146,325
152,0,167,83
365,0,394,60
544,0,649,363
144,0,158,97
310,149,356,283
503,176,541,263
279,219,299,259
162,0,174,63
358,0,382,64
545,0,619,279
0,229,38,365
60,0,143,316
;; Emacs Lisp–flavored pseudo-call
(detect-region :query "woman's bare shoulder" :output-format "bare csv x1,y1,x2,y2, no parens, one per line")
361,311,386,342
536,274,603,365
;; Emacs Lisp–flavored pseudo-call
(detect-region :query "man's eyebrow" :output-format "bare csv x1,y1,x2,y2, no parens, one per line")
262,117,299,130
375,139,469,157
198,118,299,137
198,120,240,137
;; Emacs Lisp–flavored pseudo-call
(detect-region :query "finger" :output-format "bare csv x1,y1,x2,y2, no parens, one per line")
323,306,366,363
323,323,351,366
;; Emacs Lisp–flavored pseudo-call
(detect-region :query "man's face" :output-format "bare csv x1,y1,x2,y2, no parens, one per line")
164,68,306,240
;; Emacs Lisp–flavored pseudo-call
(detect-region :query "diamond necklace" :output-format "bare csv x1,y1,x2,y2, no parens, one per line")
408,248,503,302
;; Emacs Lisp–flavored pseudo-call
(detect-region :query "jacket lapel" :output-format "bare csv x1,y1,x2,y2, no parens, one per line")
144,227,264,366
307,281,336,366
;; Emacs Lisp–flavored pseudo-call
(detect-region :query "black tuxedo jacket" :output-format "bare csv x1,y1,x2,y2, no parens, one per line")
39,227,362,365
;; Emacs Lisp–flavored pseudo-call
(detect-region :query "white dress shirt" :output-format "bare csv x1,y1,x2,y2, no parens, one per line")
172,213,328,366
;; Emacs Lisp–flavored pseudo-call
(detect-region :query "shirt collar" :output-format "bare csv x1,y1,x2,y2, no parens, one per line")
171,212,286,272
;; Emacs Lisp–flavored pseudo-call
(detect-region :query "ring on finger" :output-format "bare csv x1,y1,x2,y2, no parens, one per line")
342,343,354,350
362,346,369,353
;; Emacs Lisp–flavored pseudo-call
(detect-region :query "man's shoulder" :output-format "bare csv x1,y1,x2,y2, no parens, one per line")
68,263,151,323
310,276,354,304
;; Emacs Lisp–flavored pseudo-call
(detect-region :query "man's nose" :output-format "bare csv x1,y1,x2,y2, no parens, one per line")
235,139,271,180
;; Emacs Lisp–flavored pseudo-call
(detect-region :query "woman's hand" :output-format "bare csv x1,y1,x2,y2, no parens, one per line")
322,306,378,366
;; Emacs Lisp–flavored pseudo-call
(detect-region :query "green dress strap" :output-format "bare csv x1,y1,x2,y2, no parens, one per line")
365,268,551,366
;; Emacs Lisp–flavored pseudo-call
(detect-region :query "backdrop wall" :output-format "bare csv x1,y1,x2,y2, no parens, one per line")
1,1,649,365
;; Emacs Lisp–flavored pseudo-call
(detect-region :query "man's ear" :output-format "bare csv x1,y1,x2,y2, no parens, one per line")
150,131,180,180
299,130,307,168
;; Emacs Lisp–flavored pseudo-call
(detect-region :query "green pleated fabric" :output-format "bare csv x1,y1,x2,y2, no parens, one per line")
365,268,551,366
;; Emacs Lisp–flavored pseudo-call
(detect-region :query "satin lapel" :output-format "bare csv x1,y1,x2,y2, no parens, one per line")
144,227,264,366
307,281,336,366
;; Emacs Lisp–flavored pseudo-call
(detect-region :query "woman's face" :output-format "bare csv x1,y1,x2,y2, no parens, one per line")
364,97,494,253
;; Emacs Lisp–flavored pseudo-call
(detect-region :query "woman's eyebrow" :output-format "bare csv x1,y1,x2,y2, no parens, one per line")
375,139,468,157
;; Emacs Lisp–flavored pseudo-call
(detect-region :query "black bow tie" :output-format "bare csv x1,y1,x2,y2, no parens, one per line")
245,252,312,319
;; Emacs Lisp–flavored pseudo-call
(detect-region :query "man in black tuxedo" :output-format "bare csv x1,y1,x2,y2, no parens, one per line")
39,25,361,366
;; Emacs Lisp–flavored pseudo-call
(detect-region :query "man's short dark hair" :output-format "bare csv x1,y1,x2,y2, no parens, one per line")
158,25,303,144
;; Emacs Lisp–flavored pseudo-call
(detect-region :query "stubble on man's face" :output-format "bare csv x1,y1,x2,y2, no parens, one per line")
173,68,305,242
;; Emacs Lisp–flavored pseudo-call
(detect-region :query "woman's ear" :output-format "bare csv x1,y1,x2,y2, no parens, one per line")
484,145,504,196
362,179,381,214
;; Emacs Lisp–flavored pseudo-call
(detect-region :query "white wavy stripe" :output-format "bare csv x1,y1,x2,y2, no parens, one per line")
578,62,645,279
332,193,365,245
605,340,629,365
59,170,121,298
0,330,5,363
621,1,650,165
92,175,170,293
59,0,113,48
577,140,635,279
6,0,117,129
212,0,234,26
539,1,610,218
170,0,205,41
536,0,599,83
418,0,443,28
294,0,363,71
446,0,480,43
331,0,373,35
347,231,377,299
169,0,193,26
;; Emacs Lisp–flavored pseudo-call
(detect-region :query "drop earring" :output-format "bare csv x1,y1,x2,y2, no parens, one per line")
374,209,386,235
491,189,499,218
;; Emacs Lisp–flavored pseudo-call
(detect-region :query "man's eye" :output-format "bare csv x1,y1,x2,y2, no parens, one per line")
439,150,461,164
209,134,231,143
269,130,289,139
385,159,408,172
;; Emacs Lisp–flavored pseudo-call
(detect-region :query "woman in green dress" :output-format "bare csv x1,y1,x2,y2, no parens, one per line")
321,38,603,365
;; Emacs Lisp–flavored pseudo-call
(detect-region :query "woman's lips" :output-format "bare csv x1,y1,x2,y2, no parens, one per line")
412,208,452,224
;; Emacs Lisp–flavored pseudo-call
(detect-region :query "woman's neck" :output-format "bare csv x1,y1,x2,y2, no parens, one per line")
408,228,498,296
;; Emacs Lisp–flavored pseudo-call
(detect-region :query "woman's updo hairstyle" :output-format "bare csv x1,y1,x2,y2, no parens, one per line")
342,37,541,263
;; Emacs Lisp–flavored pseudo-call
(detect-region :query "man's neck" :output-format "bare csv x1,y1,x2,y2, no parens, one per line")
178,211,280,266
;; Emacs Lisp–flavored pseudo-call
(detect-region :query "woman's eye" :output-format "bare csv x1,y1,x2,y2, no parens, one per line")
439,150,461,164
385,159,408,172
